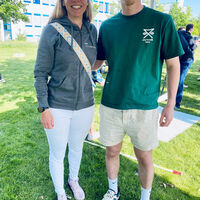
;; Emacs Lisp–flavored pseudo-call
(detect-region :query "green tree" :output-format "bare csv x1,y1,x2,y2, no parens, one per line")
169,3,192,28
110,2,121,16
143,0,150,7
0,0,29,23
91,2,99,19
192,16,200,36
155,0,165,12
143,0,164,11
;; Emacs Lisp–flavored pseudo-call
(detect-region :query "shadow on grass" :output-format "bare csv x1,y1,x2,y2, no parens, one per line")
81,142,200,200
0,97,199,200
182,77,199,113
0,58,36,105
0,56,199,199
159,69,200,117
190,59,200,73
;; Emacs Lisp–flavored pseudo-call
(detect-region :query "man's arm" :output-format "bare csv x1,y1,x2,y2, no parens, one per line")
159,56,180,127
93,60,105,71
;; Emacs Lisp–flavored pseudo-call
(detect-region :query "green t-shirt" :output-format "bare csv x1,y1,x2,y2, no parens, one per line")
97,6,184,110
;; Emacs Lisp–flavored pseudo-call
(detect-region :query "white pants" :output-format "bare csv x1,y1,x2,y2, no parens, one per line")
45,106,94,195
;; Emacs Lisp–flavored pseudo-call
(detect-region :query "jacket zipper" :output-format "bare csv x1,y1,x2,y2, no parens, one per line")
75,29,82,110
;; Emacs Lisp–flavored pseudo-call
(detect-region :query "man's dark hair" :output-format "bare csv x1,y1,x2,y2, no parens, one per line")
186,24,194,32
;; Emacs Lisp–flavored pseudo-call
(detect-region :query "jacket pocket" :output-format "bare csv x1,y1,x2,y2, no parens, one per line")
48,75,76,103
48,75,67,88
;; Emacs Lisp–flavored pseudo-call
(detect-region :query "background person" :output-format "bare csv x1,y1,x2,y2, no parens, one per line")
175,23,199,109
34,0,97,199
93,0,184,199
177,26,189,89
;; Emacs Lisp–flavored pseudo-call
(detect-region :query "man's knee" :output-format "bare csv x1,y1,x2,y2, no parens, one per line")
106,143,122,158
134,148,153,166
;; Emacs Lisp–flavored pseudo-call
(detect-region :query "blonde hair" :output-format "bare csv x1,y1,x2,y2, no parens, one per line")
48,0,92,23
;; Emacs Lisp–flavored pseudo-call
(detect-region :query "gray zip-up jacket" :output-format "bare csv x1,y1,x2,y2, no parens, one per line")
34,16,97,110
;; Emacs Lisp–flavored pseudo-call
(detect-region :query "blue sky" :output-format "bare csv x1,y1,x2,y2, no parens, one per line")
158,0,200,16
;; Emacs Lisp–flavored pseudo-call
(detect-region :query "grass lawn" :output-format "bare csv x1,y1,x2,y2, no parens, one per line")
0,41,200,200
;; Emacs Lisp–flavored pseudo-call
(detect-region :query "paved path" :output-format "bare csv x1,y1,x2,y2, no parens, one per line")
157,106,200,142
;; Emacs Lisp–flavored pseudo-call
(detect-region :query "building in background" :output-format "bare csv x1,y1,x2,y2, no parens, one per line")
0,20,4,41
177,0,184,8
1,0,112,42
2,0,56,42
1,0,177,41
93,0,118,30
160,0,185,13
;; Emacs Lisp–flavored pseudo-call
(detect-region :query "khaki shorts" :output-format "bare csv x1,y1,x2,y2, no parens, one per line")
99,104,159,151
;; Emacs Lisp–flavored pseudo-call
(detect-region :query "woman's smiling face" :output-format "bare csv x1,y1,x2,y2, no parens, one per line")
63,0,88,20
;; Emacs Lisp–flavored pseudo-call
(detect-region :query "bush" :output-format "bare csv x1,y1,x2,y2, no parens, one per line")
16,33,26,41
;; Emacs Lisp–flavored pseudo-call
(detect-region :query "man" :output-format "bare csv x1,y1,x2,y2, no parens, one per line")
93,0,184,200
177,27,190,89
175,23,199,109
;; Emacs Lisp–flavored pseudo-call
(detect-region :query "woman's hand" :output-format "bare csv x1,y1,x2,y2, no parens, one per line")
41,109,54,129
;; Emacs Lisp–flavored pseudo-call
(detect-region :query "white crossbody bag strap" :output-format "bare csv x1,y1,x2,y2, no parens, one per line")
51,22,95,87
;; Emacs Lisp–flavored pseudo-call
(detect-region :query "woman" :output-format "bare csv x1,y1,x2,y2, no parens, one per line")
34,0,97,199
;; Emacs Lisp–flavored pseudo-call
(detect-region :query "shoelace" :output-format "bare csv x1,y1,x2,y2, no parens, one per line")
103,190,115,199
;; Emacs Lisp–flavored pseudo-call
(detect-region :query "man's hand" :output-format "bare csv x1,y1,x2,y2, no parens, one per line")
160,56,180,127
41,109,54,129
93,60,105,71
159,104,174,127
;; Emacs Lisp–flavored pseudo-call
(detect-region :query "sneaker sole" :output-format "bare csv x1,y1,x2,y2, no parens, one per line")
103,193,120,200
103,196,120,200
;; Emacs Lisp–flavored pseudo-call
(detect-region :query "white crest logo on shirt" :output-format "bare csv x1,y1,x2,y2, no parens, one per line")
142,28,154,43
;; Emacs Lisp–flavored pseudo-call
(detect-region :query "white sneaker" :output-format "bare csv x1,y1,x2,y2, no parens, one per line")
87,132,100,141
183,84,188,88
102,188,120,200
68,178,85,200
174,106,180,111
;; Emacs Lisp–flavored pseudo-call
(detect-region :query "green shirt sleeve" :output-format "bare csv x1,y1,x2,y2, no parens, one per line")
97,25,106,60
161,15,184,60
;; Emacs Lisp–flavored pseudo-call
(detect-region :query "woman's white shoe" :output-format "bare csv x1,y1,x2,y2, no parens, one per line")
68,178,85,200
